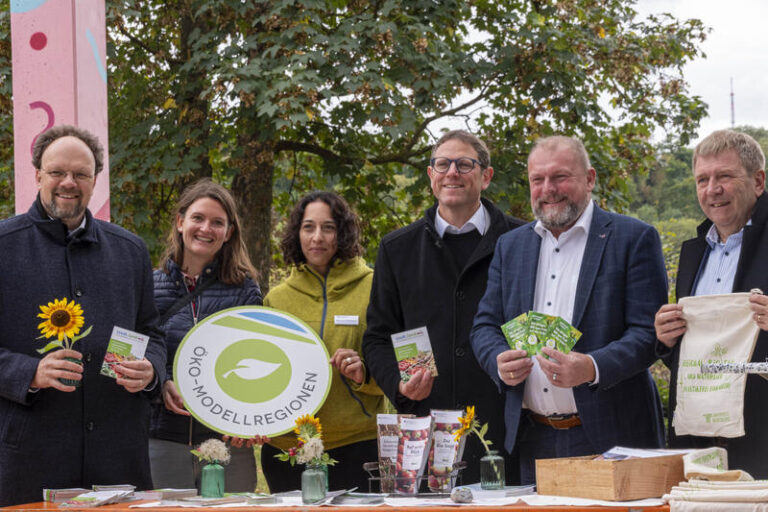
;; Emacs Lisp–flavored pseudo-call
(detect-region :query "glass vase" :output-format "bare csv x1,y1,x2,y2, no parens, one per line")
59,356,83,388
200,462,225,497
302,465,327,504
320,462,329,491
480,450,505,490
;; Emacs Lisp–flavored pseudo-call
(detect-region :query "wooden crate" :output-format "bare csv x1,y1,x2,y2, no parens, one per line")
536,454,684,501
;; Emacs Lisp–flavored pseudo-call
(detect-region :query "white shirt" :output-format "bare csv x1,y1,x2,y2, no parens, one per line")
694,221,749,296
523,200,597,415
435,203,489,237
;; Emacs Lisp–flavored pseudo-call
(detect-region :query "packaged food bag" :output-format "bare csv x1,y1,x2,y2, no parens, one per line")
395,416,432,494
377,414,413,493
427,410,465,492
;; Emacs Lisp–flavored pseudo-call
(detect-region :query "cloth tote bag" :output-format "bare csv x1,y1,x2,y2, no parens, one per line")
673,293,760,438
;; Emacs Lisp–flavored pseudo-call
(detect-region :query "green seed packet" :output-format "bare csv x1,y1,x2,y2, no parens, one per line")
527,311,556,355
544,316,582,354
501,312,529,352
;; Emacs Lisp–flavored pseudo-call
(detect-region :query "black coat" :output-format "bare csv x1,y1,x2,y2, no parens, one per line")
0,199,166,506
362,199,523,484
665,191,768,478
150,259,262,444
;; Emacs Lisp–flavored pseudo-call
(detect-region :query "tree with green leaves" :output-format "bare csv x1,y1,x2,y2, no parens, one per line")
2,1,708,288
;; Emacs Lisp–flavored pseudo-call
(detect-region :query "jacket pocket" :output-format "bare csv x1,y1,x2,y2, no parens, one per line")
0,401,28,449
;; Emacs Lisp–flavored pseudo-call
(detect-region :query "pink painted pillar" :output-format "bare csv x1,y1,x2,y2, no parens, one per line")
11,0,110,221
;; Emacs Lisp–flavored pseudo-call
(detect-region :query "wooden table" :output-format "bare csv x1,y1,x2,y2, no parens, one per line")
2,502,670,512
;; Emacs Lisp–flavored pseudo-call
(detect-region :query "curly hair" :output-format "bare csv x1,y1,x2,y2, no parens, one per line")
160,179,259,285
32,125,104,175
280,191,362,267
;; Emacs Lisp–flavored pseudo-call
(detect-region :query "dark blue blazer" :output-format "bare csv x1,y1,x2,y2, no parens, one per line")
471,204,666,453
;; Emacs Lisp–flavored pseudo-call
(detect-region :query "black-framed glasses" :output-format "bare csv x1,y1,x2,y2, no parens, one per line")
429,157,482,174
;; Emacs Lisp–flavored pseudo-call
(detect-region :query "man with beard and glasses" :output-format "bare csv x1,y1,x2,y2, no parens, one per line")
0,125,165,506
471,135,667,484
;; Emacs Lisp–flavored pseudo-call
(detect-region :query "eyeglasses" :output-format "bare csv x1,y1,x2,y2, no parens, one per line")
41,170,95,182
429,157,482,174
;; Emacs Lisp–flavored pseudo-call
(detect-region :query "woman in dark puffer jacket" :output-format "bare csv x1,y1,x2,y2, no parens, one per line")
149,179,262,491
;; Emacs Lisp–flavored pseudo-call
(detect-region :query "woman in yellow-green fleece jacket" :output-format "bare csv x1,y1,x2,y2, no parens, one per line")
261,191,388,492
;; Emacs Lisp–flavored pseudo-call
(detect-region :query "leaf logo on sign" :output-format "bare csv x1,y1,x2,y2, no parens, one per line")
222,358,281,380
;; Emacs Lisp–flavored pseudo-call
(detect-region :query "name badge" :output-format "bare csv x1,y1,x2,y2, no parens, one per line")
334,315,359,326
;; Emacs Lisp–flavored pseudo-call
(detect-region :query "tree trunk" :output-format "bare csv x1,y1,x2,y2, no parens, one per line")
177,8,213,181
232,141,274,293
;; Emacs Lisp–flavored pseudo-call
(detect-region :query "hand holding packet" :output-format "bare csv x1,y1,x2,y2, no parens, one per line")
501,311,581,357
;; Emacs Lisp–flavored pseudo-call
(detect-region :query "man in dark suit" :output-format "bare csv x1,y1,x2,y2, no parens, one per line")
0,126,165,506
363,130,523,484
471,135,666,484
654,129,768,478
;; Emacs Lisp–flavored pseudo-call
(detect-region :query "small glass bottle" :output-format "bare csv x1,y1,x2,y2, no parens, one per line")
480,450,505,490
200,462,225,497
301,464,327,504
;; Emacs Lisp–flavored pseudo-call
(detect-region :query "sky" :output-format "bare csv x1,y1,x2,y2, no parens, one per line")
638,0,768,144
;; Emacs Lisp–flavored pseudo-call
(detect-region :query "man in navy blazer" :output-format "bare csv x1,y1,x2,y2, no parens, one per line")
471,135,666,484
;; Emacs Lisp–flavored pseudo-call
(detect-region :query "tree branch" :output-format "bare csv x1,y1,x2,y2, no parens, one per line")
114,18,183,67
275,85,493,167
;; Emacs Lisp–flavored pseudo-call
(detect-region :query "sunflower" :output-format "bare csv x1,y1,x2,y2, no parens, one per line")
454,405,475,441
37,298,85,342
293,414,322,441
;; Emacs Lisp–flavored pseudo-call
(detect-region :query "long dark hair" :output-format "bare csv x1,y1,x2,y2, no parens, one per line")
280,191,362,267
161,179,258,285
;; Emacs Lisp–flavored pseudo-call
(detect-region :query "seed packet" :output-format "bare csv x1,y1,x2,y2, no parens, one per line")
395,416,432,495
427,410,465,492
100,326,149,379
544,316,582,354
392,327,438,382
501,312,530,352
377,414,413,493
526,312,556,351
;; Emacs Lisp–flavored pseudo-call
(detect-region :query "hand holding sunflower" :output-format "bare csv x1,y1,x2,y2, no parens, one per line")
30,348,85,391
32,298,92,391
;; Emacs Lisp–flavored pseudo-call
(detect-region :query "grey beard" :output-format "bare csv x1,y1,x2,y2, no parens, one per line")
533,197,588,231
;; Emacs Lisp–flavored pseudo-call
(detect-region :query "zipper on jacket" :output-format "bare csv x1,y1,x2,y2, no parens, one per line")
308,268,371,417
309,270,329,338
187,276,203,445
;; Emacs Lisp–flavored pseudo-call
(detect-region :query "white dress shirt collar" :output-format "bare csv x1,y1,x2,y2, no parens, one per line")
435,203,489,238
704,218,750,247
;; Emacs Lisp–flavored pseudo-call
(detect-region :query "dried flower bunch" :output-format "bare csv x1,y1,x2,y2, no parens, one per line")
191,438,231,465
276,414,337,467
